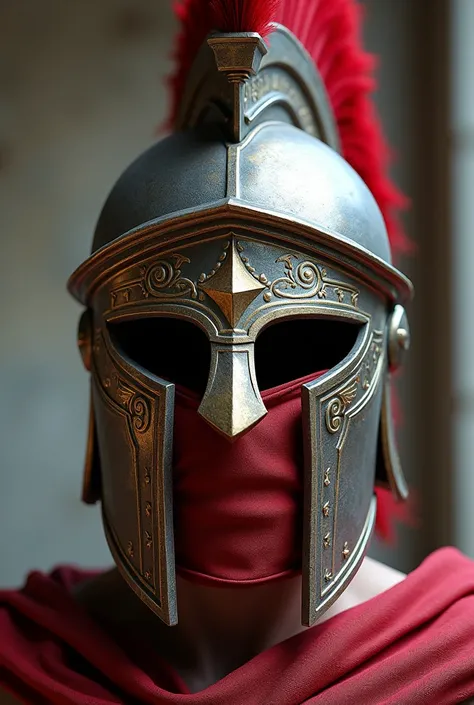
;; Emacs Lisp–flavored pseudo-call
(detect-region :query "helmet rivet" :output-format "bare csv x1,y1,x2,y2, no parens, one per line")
388,304,410,372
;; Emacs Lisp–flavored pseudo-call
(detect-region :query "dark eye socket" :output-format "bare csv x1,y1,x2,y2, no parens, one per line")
254,318,360,390
108,317,211,396
108,316,360,397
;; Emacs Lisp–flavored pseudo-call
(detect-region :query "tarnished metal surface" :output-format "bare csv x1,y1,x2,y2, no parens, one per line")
69,24,413,625
177,25,339,149
302,323,386,624
207,32,267,142
92,326,177,625
89,122,394,265
377,379,409,502
74,222,409,623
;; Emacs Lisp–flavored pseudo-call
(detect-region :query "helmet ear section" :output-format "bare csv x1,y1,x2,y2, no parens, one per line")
77,310,102,504
375,380,409,501
375,305,410,501
81,392,102,504
78,309,93,372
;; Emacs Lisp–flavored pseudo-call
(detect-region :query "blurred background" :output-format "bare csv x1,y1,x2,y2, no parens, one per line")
0,0,468,584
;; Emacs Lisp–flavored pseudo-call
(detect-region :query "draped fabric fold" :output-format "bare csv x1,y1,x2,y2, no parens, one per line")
1,548,474,704
173,370,324,584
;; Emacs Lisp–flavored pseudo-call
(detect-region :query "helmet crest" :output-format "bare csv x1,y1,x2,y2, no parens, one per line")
169,0,410,256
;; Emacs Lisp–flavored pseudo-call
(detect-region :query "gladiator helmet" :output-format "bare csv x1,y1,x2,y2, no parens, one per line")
69,0,412,627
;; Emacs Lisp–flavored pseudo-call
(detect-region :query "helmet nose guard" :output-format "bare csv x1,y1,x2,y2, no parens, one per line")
196,235,268,439
198,341,267,440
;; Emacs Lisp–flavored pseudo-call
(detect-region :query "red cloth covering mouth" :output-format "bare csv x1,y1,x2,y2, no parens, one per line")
173,370,326,585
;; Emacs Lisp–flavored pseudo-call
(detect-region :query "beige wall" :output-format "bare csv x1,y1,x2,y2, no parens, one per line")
0,0,176,584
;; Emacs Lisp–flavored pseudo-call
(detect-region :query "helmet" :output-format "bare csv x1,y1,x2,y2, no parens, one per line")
68,0,412,627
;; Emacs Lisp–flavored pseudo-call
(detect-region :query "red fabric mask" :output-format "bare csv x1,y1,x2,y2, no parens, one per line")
172,371,326,585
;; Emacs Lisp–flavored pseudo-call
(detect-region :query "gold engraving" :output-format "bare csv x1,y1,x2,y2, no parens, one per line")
115,379,150,434
326,377,360,434
240,249,358,307
144,570,152,582
109,238,360,323
342,542,350,560
324,468,331,487
129,395,150,433
144,472,151,486
324,569,333,582
200,239,266,326
145,502,152,517
267,255,322,299
116,380,134,406
144,254,198,300
243,67,318,135
127,541,134,558
322,501,330,517
334,288,344,303
361,332,384,393
145,531,153,549
317,285,327,299
323,532,331,548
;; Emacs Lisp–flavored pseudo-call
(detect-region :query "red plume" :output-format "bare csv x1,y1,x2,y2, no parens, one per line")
375,486,417,542
275,0,410,256
210,0,279,34
168,0,410,256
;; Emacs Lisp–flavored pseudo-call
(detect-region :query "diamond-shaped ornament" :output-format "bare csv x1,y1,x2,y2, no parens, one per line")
201,239,266,326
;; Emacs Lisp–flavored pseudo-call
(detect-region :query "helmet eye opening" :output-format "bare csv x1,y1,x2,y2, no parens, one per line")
254,317,361,391
107,317,211,397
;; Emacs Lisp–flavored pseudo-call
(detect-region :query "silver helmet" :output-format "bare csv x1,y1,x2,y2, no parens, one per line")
69,17,412,627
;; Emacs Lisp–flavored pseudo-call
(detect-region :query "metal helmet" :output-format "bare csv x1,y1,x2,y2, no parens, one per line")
68,1,412,627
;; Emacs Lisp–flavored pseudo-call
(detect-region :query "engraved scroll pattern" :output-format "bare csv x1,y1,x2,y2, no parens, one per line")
243,68,319,136
108,238,360,313
325,331,383,436
116,379,151,434
325,378,360,434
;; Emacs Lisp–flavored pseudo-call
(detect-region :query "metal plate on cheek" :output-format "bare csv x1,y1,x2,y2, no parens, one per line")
91,328,177,625
300,326,384,626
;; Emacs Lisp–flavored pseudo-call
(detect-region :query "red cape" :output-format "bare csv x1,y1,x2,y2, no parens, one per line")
1,548,474,704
